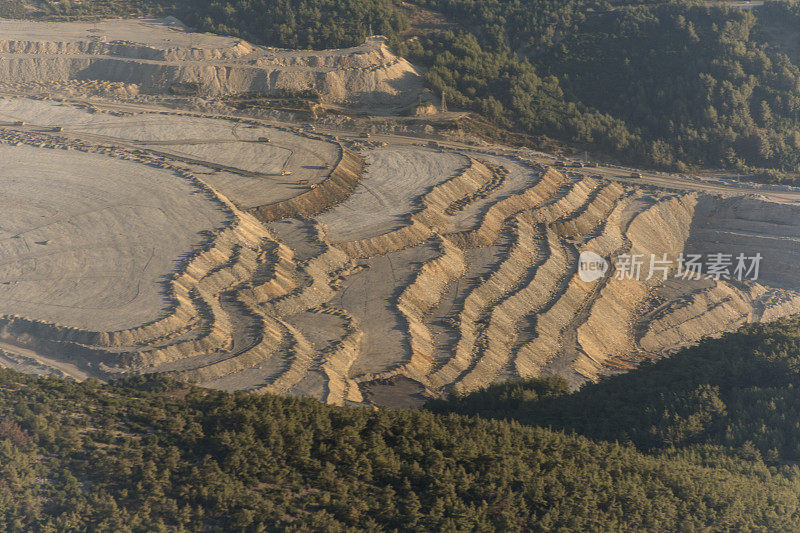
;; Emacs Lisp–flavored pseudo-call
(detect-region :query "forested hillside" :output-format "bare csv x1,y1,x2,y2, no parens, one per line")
3,311,800,529
0,356,799,530
4,0,407,49
403,0,800,176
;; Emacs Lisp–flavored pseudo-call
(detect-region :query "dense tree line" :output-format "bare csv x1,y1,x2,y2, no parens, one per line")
37,0,406,50
402,0,800,177
0,0,27,17
0,362,796,530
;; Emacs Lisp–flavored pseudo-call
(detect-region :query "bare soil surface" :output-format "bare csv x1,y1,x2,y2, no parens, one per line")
0,143,228,330
318,146,468,241
2,20,800,408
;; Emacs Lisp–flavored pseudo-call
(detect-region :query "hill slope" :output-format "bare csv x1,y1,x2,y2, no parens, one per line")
0,364,798,530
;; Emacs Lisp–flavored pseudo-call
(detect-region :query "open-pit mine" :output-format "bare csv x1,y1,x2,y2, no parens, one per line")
2,17,800,407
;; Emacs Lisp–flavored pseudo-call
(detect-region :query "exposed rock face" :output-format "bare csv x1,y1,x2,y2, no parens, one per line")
0,19,424,106
687,195,800,286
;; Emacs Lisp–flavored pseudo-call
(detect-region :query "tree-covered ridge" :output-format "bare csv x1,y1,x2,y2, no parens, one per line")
0,367,797,530
402,0,800,177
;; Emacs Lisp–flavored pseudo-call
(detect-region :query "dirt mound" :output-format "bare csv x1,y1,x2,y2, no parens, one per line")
0,19,424,106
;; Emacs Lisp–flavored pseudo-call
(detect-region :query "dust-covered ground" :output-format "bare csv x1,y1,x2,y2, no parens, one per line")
0,96,340,207
0,142,229,330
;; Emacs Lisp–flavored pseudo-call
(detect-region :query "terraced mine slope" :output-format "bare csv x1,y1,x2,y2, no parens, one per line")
2,95,800,406
0,18,424,108
2,15,800,406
